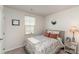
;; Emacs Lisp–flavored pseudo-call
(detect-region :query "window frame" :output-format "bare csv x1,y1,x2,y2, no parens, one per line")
24,16,36,34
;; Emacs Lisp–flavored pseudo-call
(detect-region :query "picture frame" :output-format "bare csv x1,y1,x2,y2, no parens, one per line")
12,19,20,26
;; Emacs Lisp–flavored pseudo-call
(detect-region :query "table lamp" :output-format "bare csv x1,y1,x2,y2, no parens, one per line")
70,26,79,42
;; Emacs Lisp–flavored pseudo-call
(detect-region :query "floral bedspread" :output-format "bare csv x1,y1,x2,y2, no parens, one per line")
25,35,63,54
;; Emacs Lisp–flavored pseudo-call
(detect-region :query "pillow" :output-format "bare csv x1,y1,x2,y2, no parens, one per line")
47,30,53,33
43,32,50,37
53,31,59,34
47,30,60,34
57,34,61,38
58,34,63,38
49,33,58,39
49,33,61,39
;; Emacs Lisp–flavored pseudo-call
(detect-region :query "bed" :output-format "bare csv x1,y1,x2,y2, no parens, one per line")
25,30,65,54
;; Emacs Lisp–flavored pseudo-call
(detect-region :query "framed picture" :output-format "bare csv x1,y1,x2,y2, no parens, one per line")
12,19,20,26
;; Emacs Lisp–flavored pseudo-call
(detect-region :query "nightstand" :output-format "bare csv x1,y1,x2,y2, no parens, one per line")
64,41,78,54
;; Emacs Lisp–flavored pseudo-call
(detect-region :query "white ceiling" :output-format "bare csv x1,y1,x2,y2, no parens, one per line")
5,5,77,16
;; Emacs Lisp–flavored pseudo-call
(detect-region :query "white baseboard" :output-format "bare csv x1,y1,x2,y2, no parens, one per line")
4,44,25,52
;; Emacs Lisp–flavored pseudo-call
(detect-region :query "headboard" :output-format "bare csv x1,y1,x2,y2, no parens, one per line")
46,30,65,43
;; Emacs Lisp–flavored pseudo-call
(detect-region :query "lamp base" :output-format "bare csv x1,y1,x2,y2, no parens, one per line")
72,37,75,42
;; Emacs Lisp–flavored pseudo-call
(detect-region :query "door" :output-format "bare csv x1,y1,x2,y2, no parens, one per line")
0,6,4,54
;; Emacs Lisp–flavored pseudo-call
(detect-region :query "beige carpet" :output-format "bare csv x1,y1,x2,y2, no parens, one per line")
5,47,26,54
5,47,67,54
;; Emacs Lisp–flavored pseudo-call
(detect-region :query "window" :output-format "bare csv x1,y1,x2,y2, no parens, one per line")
25,16,36,34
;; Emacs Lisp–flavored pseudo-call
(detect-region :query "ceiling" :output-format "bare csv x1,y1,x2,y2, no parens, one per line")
5,5,77,16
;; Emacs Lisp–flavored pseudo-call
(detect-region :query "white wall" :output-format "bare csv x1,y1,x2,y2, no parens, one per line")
3,7,25,51
45,6,79,42
3,7,45,51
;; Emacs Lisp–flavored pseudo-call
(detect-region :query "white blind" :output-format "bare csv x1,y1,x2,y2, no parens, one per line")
25,16,35,25
25,16,36,34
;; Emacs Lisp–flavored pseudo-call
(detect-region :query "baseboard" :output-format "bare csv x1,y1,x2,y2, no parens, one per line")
4,44,25,52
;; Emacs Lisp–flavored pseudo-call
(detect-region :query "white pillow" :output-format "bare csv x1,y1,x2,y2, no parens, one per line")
47,30,53,33
53,31,59,34
47,30,59,34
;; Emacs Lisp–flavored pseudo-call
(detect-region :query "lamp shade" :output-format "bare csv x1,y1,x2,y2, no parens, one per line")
70,26,78,33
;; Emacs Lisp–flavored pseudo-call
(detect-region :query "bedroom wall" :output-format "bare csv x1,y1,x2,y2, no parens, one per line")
3,7,45,52
45,6,79,42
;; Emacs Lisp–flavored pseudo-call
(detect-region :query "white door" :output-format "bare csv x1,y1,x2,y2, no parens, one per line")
0,6,4,54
